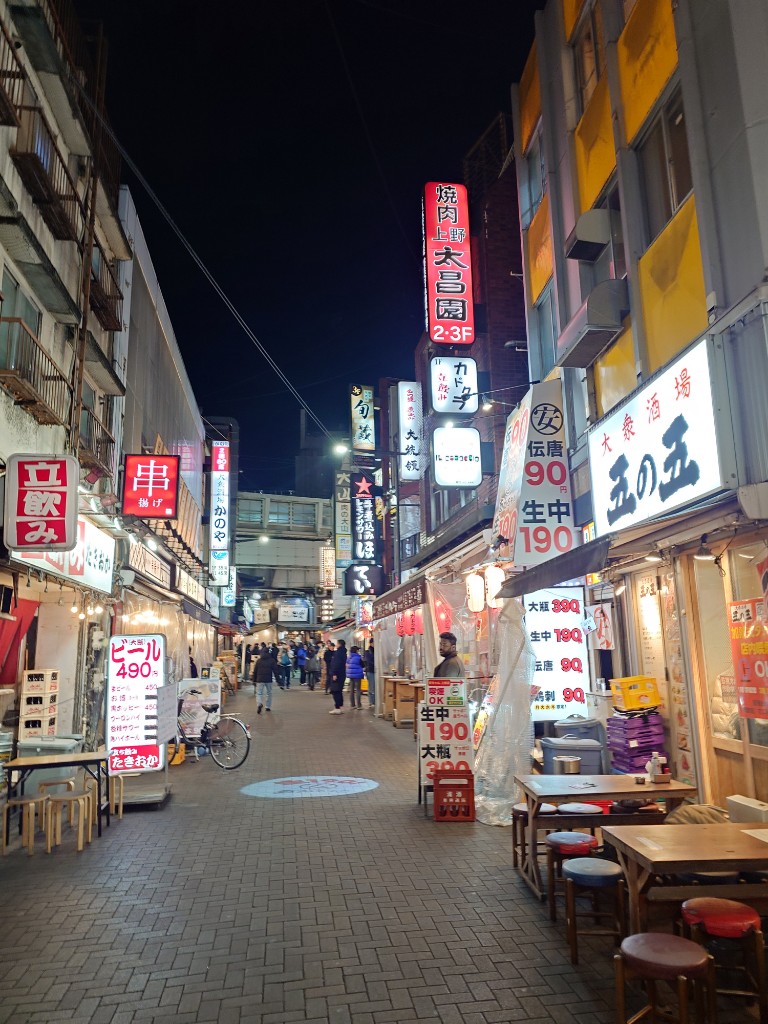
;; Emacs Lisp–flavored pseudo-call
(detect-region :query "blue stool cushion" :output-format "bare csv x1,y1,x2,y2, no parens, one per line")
563,856,623,887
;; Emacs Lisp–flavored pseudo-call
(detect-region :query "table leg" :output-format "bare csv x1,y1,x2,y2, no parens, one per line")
517,795,544,899
614,850,650,934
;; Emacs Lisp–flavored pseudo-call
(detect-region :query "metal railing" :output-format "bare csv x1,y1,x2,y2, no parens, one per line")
90,238,123,331
11,105,85,241
78,404,115,475
0,317,72,426
0,18,26,123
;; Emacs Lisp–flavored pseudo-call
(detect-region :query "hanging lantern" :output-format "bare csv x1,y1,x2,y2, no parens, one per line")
404,609,415,635
395,613,405,637
434,599,452,632
466,572,485,613
485,565,506,610
413,606,424,635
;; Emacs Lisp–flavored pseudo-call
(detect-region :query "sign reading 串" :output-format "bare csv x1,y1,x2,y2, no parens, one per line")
524,587,589,722
588,339,724,537
122,454,180,519
106,633,167,773
4,453,79,551
423,182,475,345
418,679,473,788
429,356,478,415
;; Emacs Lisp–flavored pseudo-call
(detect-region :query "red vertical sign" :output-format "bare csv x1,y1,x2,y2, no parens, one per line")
423,182,475,345
4,454,79,550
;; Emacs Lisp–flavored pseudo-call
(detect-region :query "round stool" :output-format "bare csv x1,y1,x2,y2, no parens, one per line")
615,932,716,1024
511,801,556,869
562,857,626,965
2,795,49,856
682,896,767,1023
545,831,599,922
677,870,741,885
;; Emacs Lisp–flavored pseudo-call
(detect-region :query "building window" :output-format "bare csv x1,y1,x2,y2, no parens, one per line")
268,501,290,525
638,88,693,243
239,498,263,524
593,182,627,286
292,503,316,528
521,129,546,228
322,504,333,529
534,285,557,379
574,1,605,114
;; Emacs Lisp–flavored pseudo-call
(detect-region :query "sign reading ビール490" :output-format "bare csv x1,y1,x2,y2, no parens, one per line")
106,634,167,774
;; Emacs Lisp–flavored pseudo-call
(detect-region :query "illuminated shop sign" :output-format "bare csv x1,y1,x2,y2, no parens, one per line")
432,427,482,488
122,454,180,519
525,587,589,722
429,356,478,414
4,454,79,551
350,384,375,452
12,516,115,594
423,182,475,345
397,381,423,481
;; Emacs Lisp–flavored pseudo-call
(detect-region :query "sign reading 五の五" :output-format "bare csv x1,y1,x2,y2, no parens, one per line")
418,679,473,788
729,599,768,719
524,588,589,721
107,634,167,773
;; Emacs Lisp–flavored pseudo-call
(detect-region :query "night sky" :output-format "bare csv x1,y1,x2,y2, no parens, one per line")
79,0,544,490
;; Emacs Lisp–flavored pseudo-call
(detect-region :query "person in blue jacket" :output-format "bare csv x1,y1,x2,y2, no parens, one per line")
296,643,308,686
346,645,366,710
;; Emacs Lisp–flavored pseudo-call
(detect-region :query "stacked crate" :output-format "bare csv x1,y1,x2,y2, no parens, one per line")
606,711,667,774
19,669,60,739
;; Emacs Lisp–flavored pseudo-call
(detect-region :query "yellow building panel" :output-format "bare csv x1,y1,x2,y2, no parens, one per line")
519,42,541,154
563,0,586,42
594,321,636,418
527,191,553,304
639,196,708,375
574,75,616,215
618,0,678,144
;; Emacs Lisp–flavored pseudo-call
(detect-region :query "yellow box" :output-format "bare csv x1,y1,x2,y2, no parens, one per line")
167,742,186,766
609,675,662,711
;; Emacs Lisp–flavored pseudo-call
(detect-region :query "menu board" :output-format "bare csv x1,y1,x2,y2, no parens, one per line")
418,680,473,788
634,573,669,718
106,633,166,774
729,598,768,718
524,587,590,721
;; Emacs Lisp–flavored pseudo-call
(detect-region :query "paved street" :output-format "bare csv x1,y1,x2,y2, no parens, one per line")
1,682,624,1023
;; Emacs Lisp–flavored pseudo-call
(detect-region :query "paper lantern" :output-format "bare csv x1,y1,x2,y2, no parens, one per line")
434,599,452,632
413,606,424,635
466,572,485,613
404,609,415,636
395,613,405,637
485,565,506,610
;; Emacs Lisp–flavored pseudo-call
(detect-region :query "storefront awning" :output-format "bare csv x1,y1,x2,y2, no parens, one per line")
497,536,613,599
182,598,211,624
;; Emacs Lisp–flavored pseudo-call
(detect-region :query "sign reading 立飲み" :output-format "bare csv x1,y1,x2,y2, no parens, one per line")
429,357,478,414
350,384,375,452
525,588,589,722
432,427,482,487
588,339,725,537
397,382,423,482
4,454,79,551
122,454,180,518
106,634,166,774
492,379,576,566
423,182,475,346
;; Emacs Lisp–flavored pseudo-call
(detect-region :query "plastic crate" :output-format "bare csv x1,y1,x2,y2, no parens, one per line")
609,676,661,711
22,669,60,694
433,770,475,822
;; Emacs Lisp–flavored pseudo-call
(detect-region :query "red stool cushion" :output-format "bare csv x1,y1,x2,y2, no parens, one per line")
682,897,761,938
620,933,710,980
544,831,599,855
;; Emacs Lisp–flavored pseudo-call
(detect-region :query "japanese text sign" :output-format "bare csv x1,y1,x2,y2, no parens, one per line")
729,599,768,719
4,453,79,551
335,470,352,568
12,515,115,592
418,680,473,787
589,340,723,537
423,182,475,345
492,379,576,566
209,549,229,586
222,565,237,607
122,454,180,519
429,356,478,415
397,381,423,481
351,471,381,562
319,545,336,588
209,441,230,552
372,576,426,619
525,587,589,722
344,563,385,595
433,426,482,488
350,384,376,452
106,633,166,773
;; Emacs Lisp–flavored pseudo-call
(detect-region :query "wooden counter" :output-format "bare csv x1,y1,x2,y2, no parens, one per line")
393,679,423,729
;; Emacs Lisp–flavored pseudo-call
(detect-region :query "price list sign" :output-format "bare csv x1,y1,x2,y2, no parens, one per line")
107,633,166,773
418,679,473,788
524,587,589,722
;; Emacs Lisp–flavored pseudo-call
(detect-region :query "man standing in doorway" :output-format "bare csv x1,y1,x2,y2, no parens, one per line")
364,641,375,708
433,632,463,678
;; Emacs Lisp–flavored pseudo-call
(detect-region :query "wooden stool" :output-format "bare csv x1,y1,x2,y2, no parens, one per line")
615,932,717,1024
511,801,556,869
545,830,599,922
682,896,767,1024
563,857,626,964
2,795,48,856
559,801,606,836
46,791,92,852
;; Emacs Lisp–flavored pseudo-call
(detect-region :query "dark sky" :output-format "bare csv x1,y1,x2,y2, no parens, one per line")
80,0,543,490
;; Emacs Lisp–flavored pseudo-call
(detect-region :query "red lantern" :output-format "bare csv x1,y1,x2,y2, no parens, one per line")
413,606,424,635
395,613,405,637
434,599,452,632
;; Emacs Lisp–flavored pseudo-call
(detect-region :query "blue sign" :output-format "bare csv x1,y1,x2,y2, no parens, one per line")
240,776,379,799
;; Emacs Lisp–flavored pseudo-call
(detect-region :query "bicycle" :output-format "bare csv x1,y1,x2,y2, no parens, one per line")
177,699,251,770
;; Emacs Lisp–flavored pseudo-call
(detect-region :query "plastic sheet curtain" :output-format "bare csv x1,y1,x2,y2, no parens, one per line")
374,612,425,680
473,598,536,826
115,592,213,689
427,579,500,695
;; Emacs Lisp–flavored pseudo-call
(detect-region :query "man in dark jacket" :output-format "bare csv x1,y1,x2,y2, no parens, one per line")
328,640,347,714
434,632,463,678
252,647,280,714
323,642,335,693
364,642,375,708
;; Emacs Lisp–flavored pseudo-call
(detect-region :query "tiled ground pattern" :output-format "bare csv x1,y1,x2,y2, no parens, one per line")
0,683,747,1023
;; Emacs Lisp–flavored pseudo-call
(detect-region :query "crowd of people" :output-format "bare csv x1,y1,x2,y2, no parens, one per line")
244,638,375,716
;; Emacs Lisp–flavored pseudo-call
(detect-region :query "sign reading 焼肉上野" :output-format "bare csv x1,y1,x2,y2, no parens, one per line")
423,182,475,346
350,384,375,452
397,381,423,482
429,356,478,415
122,454,180,518
525,587,589,722
588,339,725,537
4,454,79,551
106,633,167,774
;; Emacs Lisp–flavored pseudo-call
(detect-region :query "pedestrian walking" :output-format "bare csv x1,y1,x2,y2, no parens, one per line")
243,643,253,682
346,645,365,710
278,646,292,688
328,640,347,714
364,641,375,708
252,646,280,714
296,642,308,685
323,642,335,693
305,648,320,690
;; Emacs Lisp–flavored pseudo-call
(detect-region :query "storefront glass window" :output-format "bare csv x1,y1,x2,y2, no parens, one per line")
693,556,739,741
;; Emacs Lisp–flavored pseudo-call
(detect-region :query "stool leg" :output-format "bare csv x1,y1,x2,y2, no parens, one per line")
23,803,34,855
705,954,717,1024
749,930,768,1024
548,849,557,922
614,954,626,1024
676,975,689,1024
565,878,578,965
75,798,84,852
616,878,627,940
512,816,519,869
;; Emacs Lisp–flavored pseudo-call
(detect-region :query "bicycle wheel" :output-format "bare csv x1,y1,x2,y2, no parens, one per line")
208,717,250,769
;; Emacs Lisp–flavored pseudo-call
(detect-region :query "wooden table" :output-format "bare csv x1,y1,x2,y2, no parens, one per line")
393,680,422,729
4,750,110,838
513,773,696,900
603,821,768,933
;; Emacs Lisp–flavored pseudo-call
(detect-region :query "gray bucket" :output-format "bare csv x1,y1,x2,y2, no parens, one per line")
553,755,581,775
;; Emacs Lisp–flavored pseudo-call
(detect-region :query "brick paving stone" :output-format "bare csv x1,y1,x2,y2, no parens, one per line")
2,683,758,1024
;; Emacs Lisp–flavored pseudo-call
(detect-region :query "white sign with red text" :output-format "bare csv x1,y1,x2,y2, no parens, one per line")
418,679,473,787
429,356,478,415
397,381,424,481
106,633,166,773
4,454,79,551
12,515,115,593
524,588,590,722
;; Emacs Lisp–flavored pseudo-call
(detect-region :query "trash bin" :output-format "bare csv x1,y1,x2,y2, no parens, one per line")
541,735,604,774
16,735,81,795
